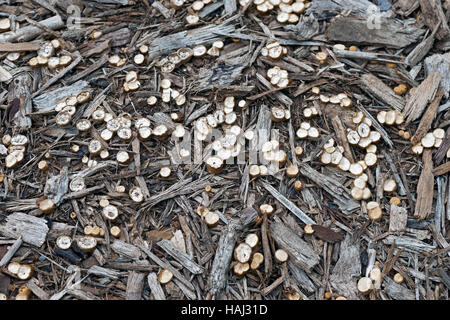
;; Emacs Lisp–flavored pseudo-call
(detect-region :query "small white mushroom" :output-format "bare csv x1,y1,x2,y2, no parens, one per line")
234,243,252,264
383,179,397,193
56,235,72,250
274,249,289,263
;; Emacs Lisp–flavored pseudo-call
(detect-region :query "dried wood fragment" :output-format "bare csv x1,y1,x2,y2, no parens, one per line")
8,72,32,129
137,241,196,291
433,162,450,176
44,167,69,205
33,80,90,112
26,278,50,300
207,207,258,297
411,89,444,145
424,52,450,98
299,163,360,214
263,183,315,225
87,266,122,280
0,15,63,42
306,0,373,18
287,261,316,293
329,234,361,300
414,150,434,220
147,272,166,300
403,72,441,124
331,115,354,163
382,235,436,253
270,216,320,273
157,239,204,274
359,73,406,111
141,21,237,59
0,42,40,52
0,213,49,247
311,225,344,243
0,237,22,267
383,276,415,300
0,65,12,82
126,271,145,300
419,0,450,40
326,16,424,48
111,240,141,260
389,204,408,233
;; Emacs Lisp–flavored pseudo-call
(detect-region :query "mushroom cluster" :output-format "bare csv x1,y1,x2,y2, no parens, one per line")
315,88,353,109
195,96,247,173
377,110,404,126
123,70,141,92
250,0,309,23
109,54,126,67
55,90,91,127
158,78,186,106
196,205,220,227
276,1,308,24
296,121,319,139
28,39,72,70
319,138,351,172
261,140,287,166
232,233,264,275
261,40,287,60
270,105,291,122
3,134,28,169
346,111,381,150
267,66,290,88
302,105,319,118
84,224,106,237
411,128,445,155
7,261,34,280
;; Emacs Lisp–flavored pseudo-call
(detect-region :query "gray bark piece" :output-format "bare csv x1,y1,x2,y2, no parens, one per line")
0,237,22,267
329,234,361,300
111,240,141,260
270,216,320,273
389,204,408,233
88,265,122,279
8,72,32,129
382,235,436,253
44,167,69,205
33,80,90,112
425,52,450,98
0,15,64,42
207,207,258,297
126,271,145,300
0,213,49,247
326,16,424,48
287,261,316,293
157,239,204,274
383,276,415,300
263,183,316,225
307,0,374,18
299,163,360,214
147,273,166,300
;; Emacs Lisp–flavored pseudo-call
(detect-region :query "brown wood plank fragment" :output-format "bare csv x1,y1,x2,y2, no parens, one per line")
326,16,424,48
433,161,450,176
403,72,441,124
359,73,406,111
411,89,444,145
311,225,344,243
126,271,145,300
414,150,434,220
419,0,450,40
